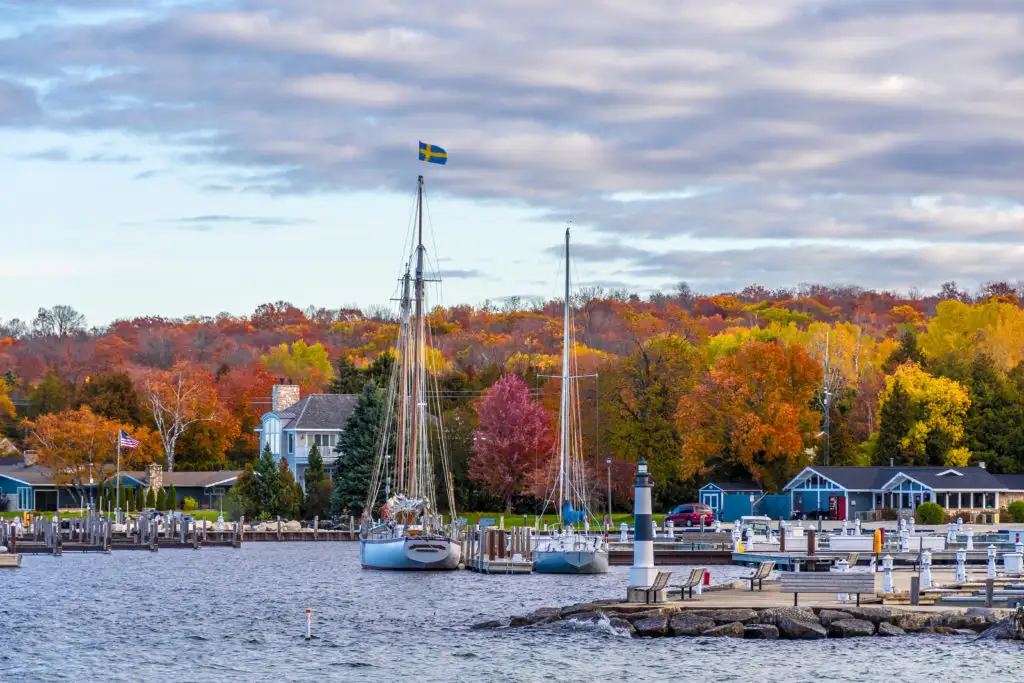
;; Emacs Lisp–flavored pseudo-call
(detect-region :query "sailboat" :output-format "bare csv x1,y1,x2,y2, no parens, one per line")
533,227,610,574
359,175,462,571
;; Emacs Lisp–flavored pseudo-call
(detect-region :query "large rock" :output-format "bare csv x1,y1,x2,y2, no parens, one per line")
921,626,956,634
669,614,716,636
758,607,817,626
560,603,601,617
743,624,780,640
625,609,669,623
471,619,507,629
777,617,827,640
976,618,1014,640
842,606,895,624
828,619,876,638
893,611,943,632
510,607,561,627
608,617,636,637
816,609,855,627
876,622,906,637
633,615,670,637
702,622,746,638
942,612,992,632
707,609,759,625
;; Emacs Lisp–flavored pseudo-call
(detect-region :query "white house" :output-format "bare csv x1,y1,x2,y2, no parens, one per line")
254,383,358,488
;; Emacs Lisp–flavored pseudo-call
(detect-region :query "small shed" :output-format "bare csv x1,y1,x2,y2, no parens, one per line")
698,481,762,521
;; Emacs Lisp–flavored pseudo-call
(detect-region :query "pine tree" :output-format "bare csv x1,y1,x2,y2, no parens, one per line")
168,484,178,510
303,443,332,518
147,486,157,508
875,379,916,466
327,356,363,394
332,382,386,516
255,443,281,519
274,456,302,520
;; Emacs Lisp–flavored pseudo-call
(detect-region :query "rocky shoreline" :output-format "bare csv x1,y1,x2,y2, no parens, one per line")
473,603,1021,640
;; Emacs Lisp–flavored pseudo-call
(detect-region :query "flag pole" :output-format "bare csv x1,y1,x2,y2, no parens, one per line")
116,431,121,514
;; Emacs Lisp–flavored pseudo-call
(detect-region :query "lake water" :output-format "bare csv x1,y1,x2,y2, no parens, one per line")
2,543,1020,682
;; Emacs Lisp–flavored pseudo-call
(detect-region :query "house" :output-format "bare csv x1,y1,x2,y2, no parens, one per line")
783,464,1024,520
698,481,762,520
254,382,359,487
0,461,240,512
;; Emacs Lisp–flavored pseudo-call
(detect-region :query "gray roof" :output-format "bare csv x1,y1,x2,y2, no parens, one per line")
702,481,762,492
123,471,241,488
261,394,359,431
0,465,57,486
794,466,1009,492
995,474,1024,492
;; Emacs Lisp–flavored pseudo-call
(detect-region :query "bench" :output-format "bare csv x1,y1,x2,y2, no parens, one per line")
643,571,673,604
780,571,876,606
670,567,706,600
748,561,775,591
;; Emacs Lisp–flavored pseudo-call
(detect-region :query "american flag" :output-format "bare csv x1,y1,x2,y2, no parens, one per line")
119,430,140,449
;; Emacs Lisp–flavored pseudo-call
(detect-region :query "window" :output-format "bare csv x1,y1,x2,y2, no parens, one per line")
312,433,337,450
17,487,32,510
287,433,295,455
263,417,280,455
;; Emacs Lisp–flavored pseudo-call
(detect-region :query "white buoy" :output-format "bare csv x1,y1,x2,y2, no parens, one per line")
988,544,997,578
921,550,933,589
628,460,657,591
955,548,967,583
306,608,312,640
882,554,894,593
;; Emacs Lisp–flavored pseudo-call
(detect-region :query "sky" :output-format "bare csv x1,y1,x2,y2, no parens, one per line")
2,0,1024,326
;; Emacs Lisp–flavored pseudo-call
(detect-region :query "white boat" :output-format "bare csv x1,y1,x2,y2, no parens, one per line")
359,175,461,571
533,227,609,574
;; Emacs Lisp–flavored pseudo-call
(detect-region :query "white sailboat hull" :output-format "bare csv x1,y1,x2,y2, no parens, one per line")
533,535,609,574
360,536,462,571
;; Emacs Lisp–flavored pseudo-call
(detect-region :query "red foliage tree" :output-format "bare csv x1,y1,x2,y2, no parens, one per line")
469,374,554,512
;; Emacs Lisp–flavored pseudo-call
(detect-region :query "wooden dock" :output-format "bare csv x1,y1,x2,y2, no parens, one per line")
733,549,1006,570
462,526,534,574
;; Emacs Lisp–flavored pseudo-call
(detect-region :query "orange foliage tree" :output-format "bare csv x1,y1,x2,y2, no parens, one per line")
677,340,821,492
140,362,221,471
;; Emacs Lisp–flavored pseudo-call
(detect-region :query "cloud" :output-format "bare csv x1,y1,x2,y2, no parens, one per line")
3,1,1024,291
435,268,483,279
12,147,142,164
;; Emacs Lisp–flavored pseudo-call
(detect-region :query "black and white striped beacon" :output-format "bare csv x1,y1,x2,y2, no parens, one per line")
629,458,657,589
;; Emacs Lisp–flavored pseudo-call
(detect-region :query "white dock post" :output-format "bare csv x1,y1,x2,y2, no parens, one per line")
841,519,848,536
908,517,915,536
854,517,861,536
627,459,657,595
834,558,850,601
987,544,997,578
946,522,955,545
955,548,967,583
882,554,894,594
732,524,741,552
666,519,674,541
966,526,974,551
920,550,932,588
619,522,628,543
955,516,963,534
898,526,909,553
714,519,721,533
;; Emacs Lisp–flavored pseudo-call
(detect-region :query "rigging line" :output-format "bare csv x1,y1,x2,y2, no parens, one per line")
422,186,445,307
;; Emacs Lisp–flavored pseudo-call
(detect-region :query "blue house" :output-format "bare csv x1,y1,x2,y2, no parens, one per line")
698,481,762,521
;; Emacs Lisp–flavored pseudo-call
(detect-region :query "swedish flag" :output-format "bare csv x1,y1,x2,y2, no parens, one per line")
418,141,448,165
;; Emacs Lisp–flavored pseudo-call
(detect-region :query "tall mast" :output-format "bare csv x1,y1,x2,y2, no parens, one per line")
558,226,570,522
408,175,425,497
395,266,412,494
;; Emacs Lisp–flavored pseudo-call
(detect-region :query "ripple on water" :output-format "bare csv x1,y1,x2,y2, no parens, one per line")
1,543,1019,682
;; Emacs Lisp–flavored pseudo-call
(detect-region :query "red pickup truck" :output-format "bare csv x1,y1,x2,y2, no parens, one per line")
665,503,714,527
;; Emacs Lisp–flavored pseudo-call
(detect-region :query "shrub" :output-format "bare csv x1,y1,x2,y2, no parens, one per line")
915,501,945,524
1008,501,1024,523
182,497,198,512
878,507,898,521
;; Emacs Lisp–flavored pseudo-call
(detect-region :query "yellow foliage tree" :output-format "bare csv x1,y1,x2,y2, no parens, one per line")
919,299,1024,371
0,381,13,420
261,339,334,389
879,362,971,466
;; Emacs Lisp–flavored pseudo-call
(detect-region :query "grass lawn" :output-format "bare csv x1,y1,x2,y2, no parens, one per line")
459,512,664,527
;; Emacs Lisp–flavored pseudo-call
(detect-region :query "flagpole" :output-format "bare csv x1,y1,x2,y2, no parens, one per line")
116,432,121,514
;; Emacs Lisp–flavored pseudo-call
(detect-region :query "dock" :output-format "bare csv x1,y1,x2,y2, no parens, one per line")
462,526,534,574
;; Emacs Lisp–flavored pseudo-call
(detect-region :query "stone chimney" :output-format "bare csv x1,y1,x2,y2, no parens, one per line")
147,463,164,491
272,380,301,412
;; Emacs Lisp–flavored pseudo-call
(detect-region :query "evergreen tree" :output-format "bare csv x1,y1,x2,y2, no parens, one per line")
964,355,1024,473
274,456,303,519
231,463,260,520
254,443,281,519
327,356,363,394
874,379,916,465
885,329,924,372
147,486,157,508
168,484,178,510
332,382,387,516
303,443,332,518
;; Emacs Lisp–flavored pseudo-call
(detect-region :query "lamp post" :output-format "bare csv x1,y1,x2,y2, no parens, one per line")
606,458,612,523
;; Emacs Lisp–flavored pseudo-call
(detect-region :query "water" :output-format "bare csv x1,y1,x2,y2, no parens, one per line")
2,544,1020,682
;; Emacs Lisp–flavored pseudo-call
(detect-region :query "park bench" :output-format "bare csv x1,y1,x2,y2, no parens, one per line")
643,571,673,604
747,561,776,591
671,567,707,600
780,571,876,606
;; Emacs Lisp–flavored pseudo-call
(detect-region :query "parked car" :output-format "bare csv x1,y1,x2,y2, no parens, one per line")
665,503,714,527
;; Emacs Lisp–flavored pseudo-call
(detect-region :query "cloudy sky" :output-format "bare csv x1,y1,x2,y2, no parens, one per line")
3,1,1024,324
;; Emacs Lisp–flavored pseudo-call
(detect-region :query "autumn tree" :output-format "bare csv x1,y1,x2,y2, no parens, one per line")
141,363,220,471
261,339,333,390
677,340,821,492
28,407,158,498
0,380,13,420
469,374,554,513
604,335,704,485
870,362,971,467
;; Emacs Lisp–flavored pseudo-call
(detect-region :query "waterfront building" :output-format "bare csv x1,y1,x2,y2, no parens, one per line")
254,382,358,487
697,481,762,521
782,463,1024,521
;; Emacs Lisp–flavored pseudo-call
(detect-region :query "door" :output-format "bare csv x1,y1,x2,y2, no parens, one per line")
835,496,846,521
